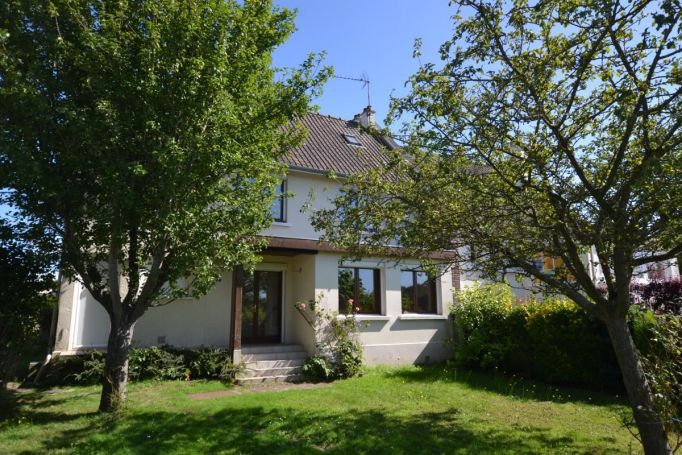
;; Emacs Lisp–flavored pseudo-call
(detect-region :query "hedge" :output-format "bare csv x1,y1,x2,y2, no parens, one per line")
451,284,641,390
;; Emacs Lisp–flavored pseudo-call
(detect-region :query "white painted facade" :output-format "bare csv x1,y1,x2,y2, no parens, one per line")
54,170,455,365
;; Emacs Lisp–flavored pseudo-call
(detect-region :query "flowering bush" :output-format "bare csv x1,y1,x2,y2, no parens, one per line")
295,295,363,381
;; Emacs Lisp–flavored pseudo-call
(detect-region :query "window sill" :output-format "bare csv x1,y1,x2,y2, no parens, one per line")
337,314,391,322
398,314,448,321
272,222,291,227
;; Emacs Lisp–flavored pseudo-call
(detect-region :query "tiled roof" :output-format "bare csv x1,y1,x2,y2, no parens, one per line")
281,112,395,176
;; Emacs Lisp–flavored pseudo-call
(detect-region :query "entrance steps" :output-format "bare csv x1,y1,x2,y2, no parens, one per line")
237,344,308,384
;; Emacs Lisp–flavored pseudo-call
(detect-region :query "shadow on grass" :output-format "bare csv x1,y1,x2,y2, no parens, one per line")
28,405,594,454
383,364,626,407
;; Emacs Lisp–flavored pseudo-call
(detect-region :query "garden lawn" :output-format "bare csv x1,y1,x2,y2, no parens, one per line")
0,365,639,454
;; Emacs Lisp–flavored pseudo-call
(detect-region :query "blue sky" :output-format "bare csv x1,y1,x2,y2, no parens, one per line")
273,1,455,127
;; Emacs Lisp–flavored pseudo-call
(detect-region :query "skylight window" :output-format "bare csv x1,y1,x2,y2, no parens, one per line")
343,133,362,146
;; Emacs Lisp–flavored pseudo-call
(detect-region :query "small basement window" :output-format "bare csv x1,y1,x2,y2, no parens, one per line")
343,133,362,146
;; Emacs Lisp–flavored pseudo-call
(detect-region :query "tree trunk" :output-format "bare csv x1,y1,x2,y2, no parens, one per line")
99,319,135,413
605,314,671,455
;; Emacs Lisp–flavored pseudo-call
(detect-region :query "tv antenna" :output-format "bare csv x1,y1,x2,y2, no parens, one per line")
334,73,371,107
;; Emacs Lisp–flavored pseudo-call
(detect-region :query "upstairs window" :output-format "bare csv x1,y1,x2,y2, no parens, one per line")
338,267,381,314
343,133,362,146
400,270,437,314
270,180,286,222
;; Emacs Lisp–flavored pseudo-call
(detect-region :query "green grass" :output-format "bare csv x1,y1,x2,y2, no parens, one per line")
0,365,640,454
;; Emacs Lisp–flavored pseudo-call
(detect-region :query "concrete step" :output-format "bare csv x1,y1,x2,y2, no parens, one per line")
241,344,305,354
240,365,303,378
237,344,308,384
237,374,305,385
247,359,306,369
241,351,308,362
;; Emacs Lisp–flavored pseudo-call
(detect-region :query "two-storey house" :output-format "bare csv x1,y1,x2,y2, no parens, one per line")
52,108,457,381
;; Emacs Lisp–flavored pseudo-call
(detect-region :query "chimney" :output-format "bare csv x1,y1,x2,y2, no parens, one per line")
353,105,376,128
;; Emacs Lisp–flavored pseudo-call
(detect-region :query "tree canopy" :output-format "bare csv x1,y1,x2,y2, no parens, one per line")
0,217,56,391
312,1,681,453
0,0,329,411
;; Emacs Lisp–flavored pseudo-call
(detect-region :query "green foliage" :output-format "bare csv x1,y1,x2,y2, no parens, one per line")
296,298,364,380
628,306,660,356
311,2,682,446
183,347,240,382
452,284,621,389
128,347,185,381
0,219,56,391
524,299,618,386
0,0,329,409
452,284,518,369
69,351,106,385
301,356,334,382
43,347,240,385
326,316,364,379
626,308,682,446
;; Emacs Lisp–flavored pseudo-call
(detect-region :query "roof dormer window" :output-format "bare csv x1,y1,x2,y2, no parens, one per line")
343,133,362,146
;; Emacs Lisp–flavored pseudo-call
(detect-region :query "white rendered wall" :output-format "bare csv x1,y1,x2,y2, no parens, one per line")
65,272,233,352
133,273,232,348
261,170,342,241
312,252,454,365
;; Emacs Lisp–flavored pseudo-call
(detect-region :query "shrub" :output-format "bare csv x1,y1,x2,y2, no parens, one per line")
301,356,334,381
625,307,682,447
296,296,364,381
524,298,619,386
0,220,56,391
128,346,185,381
70,351,106,384
326,316,363,379
451,283,522,370
451,284,620,389
182,347,239,381
40,352,102,386
40,346,239,385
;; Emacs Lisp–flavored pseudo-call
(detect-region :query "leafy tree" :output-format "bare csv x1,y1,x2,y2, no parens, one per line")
0,217,56,392
312,1,681,453
0,0,329,412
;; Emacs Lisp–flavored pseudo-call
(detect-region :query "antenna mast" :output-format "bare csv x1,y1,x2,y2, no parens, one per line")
334,74,371,106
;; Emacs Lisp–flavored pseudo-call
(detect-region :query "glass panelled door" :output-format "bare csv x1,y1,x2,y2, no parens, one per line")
241,271,283,344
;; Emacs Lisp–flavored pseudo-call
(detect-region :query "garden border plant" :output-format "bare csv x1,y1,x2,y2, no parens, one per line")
295,294,364,381
39,346,241,387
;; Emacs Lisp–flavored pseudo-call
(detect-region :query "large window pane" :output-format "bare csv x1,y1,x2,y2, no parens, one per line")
338,268,355,313
400,271,414,313
338,267,380,314
357,268,376,314
270,181,285,222
415,271,434,313
401,270,437,314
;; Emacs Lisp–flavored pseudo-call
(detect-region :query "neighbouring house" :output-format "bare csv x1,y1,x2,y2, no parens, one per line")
52,107,458,381
463,247,682,302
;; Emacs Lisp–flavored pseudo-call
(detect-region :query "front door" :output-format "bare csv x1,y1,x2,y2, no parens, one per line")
241,270,283,344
